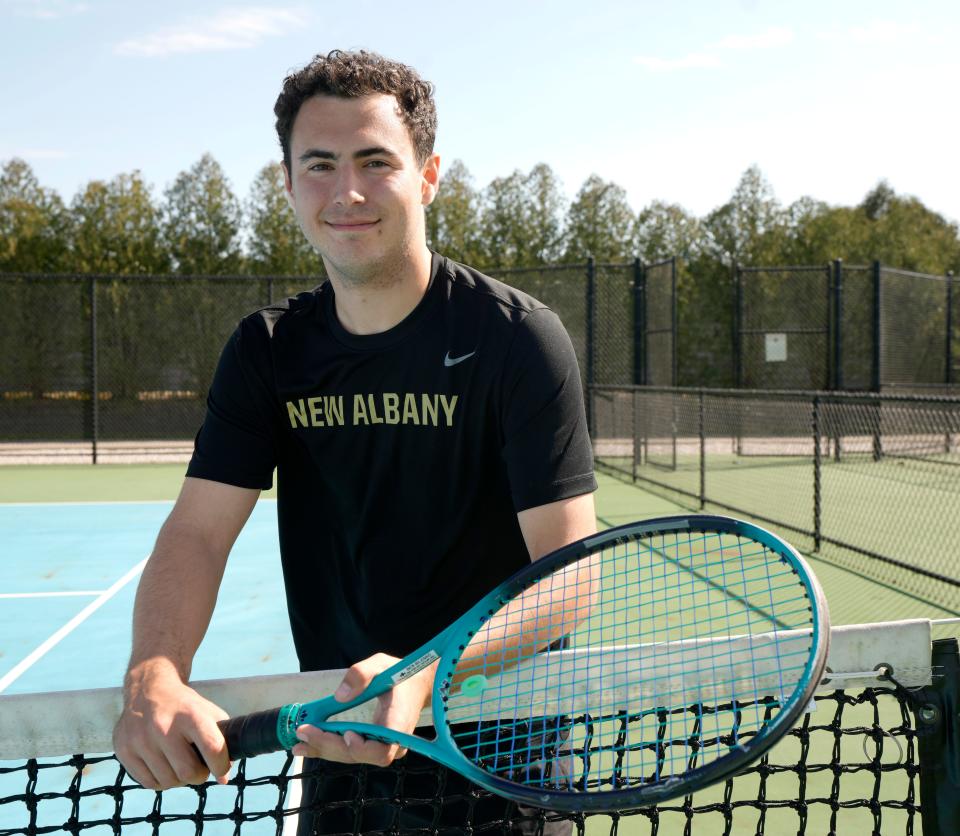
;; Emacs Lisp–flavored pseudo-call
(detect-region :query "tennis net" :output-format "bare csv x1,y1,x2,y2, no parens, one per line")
1,618,957,835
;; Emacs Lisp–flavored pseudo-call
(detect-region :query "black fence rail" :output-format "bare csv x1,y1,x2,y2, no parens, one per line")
590,384,960,614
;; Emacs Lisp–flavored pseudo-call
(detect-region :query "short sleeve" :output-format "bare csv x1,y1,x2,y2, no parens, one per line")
500,308,597,512
186,318,278,490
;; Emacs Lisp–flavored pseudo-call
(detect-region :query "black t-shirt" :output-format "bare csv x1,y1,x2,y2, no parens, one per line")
187,252,596,671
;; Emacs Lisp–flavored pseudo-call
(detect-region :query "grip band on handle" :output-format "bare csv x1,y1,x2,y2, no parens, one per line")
218,705,302,759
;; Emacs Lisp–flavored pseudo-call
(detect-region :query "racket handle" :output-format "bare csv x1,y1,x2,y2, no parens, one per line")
218,707,285,758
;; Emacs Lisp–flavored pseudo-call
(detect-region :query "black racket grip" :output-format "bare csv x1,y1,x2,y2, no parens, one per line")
218,707,285,759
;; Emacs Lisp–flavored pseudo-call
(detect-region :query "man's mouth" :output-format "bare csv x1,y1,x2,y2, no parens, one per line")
326,219,380,232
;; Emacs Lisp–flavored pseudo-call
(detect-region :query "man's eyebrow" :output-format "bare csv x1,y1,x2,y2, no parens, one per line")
355,146,400,160
298,146,401,163
298,148,336,162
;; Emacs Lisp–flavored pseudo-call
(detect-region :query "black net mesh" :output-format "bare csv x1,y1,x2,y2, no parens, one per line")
0,684,934,836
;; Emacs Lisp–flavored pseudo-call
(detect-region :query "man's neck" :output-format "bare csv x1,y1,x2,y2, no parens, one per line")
325,245,433,336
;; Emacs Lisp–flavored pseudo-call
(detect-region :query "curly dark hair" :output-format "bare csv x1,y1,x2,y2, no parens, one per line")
274,50,437,171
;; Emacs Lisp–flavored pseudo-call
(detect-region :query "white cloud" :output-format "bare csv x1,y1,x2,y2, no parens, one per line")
633,26,793,74
5,0,89,19
115,6,307,57
713,26,793,50
8,148,72,160
632,52,722,72
818,20,923,45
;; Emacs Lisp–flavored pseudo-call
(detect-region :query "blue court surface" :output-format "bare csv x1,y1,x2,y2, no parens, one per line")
0,499,296,697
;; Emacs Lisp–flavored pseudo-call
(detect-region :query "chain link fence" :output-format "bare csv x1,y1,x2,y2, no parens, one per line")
3,259,954,462
736,261,957,394
591,384,960,614
1,261,663,462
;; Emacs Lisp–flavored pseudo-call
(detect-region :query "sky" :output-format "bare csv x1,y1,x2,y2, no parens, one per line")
2,0,958,224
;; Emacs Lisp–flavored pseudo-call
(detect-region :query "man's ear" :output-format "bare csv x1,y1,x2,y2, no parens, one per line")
421,153,440,206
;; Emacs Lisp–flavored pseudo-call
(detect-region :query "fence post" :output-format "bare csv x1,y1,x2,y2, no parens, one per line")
733,262,742,389
871,261,883,461
671,256,679,387
698,389,705,509
88,276,99,465
812,395,822,552
585,256,596,433
633,257,645,385
946,271,954,387
871,260,882,392
832,258,844,391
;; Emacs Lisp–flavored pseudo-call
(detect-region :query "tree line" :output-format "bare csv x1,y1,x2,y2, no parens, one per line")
2,155,959,278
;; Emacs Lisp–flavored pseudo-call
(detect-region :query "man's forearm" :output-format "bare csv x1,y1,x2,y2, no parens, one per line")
125,519,229,687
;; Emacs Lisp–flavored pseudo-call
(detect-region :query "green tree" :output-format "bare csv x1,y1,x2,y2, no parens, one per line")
162,153,243,275
563,175,636,263
703,165,784,265
478,171,530,269
425,159,483,265
70,171,168,274
0,158,70,272
635,201,705,262
246,162,320,276
523,163,566,264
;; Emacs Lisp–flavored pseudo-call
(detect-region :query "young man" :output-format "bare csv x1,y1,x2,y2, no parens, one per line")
113,50,597,833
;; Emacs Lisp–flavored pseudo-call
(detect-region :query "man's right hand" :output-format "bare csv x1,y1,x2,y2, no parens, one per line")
113,660,231,790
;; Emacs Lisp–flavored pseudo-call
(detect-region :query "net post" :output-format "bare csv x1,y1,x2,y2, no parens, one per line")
632,388,639,480
267,275,274,306
585,256,596,434
633,257,645,385
812,394,822,552
915,637,960,836
88,275,99,465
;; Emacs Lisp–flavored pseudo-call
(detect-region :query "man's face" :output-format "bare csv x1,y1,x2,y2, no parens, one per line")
282,93,439,279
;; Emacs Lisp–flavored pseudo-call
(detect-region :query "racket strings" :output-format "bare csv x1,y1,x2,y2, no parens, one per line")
441,529,817,794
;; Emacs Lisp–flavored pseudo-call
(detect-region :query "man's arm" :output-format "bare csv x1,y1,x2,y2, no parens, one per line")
112,477,260,790
291,492,597,767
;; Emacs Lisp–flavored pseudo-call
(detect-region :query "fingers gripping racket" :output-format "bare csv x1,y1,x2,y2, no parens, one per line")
217,515,829,812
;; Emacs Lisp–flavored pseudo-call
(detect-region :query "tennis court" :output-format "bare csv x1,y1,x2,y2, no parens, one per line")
1,464,957,834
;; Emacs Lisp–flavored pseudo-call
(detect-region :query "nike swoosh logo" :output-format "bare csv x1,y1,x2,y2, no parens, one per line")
444,350,477,367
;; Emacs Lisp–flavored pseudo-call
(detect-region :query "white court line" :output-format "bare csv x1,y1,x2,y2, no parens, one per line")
0,591,105,599
0,558,148,694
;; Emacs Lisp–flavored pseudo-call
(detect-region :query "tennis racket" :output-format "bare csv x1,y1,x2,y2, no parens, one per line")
217,515,829,811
